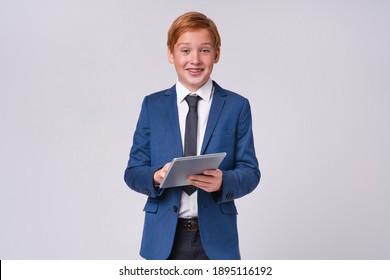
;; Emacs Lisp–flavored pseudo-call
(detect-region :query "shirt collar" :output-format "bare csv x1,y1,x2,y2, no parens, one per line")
176,78,213,103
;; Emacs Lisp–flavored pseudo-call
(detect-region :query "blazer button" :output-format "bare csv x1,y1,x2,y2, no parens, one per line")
173,205,178,212
226,192,234,199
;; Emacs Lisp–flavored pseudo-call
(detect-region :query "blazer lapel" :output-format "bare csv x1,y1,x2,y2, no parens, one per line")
164,86,183,157
200,82,227,154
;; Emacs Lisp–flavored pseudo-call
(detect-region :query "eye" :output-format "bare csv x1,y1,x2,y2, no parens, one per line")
201,48,210,53
180,49,190,54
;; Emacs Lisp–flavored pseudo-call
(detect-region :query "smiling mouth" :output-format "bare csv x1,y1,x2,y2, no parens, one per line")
187,69,203,73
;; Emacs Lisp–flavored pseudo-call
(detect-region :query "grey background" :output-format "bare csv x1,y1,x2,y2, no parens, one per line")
1,0,389,259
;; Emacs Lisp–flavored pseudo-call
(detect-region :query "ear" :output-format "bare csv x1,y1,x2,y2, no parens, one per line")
214,47,221,63
168,48,174,64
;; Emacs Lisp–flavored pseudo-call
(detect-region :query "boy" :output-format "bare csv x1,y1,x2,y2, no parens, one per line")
124,12,260,260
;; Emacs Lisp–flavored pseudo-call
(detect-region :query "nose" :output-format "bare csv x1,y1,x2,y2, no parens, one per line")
190,51,201,65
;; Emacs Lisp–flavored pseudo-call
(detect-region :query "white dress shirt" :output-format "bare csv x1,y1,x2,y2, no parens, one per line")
175,78,214,218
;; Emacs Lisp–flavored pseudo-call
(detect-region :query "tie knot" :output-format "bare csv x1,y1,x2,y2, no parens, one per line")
185,95,200,111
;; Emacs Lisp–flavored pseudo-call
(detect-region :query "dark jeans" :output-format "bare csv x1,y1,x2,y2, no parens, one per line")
168,221,209,260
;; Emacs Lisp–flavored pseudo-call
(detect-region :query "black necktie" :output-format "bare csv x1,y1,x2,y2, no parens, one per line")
182,95,200,195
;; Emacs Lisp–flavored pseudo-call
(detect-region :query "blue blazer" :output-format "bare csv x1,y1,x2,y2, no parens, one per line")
124,81,260,260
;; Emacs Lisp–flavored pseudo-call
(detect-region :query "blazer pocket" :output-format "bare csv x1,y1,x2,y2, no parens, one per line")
212,128,235,136
143,201,159,213
220,202,238,215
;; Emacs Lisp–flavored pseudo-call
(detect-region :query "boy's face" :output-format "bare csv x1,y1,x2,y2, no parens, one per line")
168,29,220,93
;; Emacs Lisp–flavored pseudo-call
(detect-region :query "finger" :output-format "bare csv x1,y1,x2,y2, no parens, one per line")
189,172,221,186
162,162,171,171
203,169,217,176
192,181,221,192
188,175,215,184
190,180,213,189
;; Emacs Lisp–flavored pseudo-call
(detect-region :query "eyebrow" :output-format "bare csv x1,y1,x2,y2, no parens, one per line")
177,43,213,46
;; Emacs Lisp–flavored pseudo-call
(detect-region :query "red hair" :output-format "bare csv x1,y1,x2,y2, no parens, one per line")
167,12,221,52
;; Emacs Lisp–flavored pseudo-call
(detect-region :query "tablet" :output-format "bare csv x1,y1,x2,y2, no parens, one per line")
159,152,226,189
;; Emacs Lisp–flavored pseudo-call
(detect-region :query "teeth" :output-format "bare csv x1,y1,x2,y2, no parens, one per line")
189,69,201,73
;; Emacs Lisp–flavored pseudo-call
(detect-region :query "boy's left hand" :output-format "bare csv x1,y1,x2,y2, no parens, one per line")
187,169,222,192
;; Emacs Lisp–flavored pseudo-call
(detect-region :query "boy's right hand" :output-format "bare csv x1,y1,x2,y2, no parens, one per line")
153,162,171,185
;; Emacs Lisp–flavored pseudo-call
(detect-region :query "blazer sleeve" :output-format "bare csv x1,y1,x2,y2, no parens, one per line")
217,98,261,203
124,97,164,198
